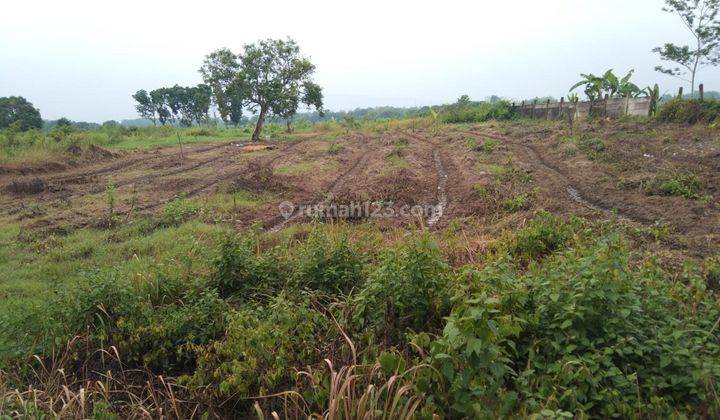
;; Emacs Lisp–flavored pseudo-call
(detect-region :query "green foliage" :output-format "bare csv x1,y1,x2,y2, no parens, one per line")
641,172,702,199
0,96,42,131
576,136,606,160
201,38,324,140
570,70,642,100
657,98,720,124
327,141,343,155
507,212,572,263
183,293,332,399
430,233,720,417
112,285,228,372
211,234,288,298
161,198,200,226
353,235,450,343
439,100,517,124
653,0,720,94
291,228,365,294
474,138,499,153
501,192,532,213
133,85,212,127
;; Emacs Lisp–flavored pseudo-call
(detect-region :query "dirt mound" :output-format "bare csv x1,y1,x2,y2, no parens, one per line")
369,168,429,206
84,144,120,160
3,178,46,195
224,161,288,193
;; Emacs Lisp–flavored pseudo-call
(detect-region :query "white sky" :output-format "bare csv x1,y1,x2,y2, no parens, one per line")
1,0,718,122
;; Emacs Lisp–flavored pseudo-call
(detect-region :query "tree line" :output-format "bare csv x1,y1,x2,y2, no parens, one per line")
131,38,324,141
132,84,212,127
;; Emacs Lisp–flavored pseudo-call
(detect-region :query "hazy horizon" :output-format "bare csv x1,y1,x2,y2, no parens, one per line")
2,0,718,123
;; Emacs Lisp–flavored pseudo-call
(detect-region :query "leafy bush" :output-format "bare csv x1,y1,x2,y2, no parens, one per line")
577,136,606,160
183,293,333,400
507,211,571,263
501,192,532,213
161,198,199,225
641,173,702,199
211,234,288,298
353,235,450,343
439,101,517,124
430,233,720,418
291,228,365,294
657,98,720,124
187,127,217,136
112,287,228,372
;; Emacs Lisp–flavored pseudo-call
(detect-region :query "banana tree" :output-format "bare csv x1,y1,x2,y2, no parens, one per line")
644,84,661,115
570,73,605,101
615,70,642,97
571,69,642,100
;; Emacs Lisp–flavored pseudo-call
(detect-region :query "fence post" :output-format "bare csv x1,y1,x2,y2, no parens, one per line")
699,84,704,101
604,94,609,118
546,99,551,120
559,97,564,118
678,87,683,98
531,101,536,119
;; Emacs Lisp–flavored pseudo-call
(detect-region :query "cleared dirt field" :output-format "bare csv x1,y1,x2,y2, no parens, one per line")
1,121,718,258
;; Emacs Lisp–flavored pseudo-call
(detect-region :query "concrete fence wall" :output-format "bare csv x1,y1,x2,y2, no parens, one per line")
516,97,653,121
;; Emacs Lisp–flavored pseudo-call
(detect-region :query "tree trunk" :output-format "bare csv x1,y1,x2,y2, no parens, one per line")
251,106,267,142
286,120,292,133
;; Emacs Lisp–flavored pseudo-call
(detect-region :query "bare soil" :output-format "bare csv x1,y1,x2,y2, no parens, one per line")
1,122,718,257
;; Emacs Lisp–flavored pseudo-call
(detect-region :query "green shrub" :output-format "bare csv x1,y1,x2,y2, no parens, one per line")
501,192,532,213
112,287,228,372
507,211,571,263
183,293,333,400
474,139,499,153
353,235,450,343
211,234,288,298
657,98,720,124
430,234,720,418
187,127,217,137
641,173,702,199
161,198,200,225
291,228,365,294
578,136,606,160
440,101,517,124
705,255,720,290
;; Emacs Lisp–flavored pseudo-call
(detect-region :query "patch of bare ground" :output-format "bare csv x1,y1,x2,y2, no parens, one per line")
462,121,720,257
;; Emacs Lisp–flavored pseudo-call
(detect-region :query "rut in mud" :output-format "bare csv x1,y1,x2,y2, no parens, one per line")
462,129,642,223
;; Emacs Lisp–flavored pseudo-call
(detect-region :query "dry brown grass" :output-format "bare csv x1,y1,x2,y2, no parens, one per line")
0,336,210,419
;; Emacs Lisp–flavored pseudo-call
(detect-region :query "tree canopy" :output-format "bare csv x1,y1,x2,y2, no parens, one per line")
200,38,324,140
653,0,720,96
0,96,42,131
132,85,212,127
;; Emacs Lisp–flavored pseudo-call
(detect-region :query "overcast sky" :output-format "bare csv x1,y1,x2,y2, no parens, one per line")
1,0,717,122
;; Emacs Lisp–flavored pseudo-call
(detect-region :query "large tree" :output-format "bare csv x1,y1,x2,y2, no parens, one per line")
200,38,323,139
653,0,720,97
200,48,244,126
239,39,323,140
0,96,42,131
131,90,156,125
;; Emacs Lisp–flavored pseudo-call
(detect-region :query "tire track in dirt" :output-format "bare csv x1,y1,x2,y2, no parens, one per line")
268,136,371,232
139,138,313,212
41,141,232,185
0,143,246,215
401,131,449,227
461,129,644,224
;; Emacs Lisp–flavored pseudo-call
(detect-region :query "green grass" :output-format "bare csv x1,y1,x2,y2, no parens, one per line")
0,217,230,311
641,172,702,199
0,125,314,164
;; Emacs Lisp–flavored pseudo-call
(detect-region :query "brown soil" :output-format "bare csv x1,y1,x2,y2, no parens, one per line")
2,122,718,258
